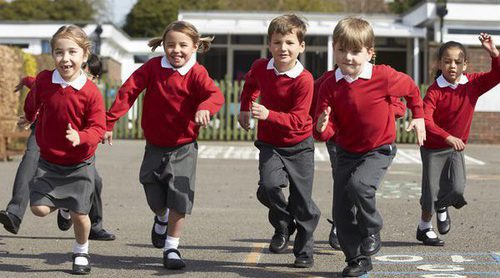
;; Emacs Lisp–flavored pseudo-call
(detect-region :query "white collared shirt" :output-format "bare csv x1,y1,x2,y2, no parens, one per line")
52,69,87,90
436,74,469,90
266,58,304,78
335,62,373,83
161,53,197,76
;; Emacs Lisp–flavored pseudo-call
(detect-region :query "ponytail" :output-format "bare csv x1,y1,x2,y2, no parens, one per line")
147,21,212,54
197,36,214,54
148,37,163,52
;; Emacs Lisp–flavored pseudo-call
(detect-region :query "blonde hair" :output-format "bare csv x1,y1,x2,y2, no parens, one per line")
333,17,374,51
148,21,213,53
50,25,91,56
268,14,307,43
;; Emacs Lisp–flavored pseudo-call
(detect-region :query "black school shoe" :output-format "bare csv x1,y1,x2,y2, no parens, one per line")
151,216,168,248
269,221,296,254
416,226,444,246
327,219,341,250
163,248,186,269
71,253,91,275
360,232,381,256
89,229,116,241
436,207,451,235
342,257,373,277
57,210,72,231
0,210,21,234
293,256,314,268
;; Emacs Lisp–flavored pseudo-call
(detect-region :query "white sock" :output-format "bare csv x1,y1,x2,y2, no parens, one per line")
60,209,71,220
333,226,337,235
437,208,447,221
419,220,432,231
72,241,89,265
154,210,169,235
164,236,180,259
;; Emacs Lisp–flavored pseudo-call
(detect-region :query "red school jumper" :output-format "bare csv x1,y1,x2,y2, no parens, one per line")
423,56,500,149
240,58,314,147
314,64,424,153
24,70,106,165
106,56,224,147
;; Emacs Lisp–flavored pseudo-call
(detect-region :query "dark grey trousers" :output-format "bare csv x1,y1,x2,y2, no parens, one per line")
326,140,337,222
420,147,467,213
334,144,396,261
5,126,105,232
255,137,320,259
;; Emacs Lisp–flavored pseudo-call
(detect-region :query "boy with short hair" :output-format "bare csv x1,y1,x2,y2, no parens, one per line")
314,17,426,277
238,14,320,268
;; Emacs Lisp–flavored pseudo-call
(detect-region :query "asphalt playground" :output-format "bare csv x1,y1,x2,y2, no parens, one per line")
0,140,499,277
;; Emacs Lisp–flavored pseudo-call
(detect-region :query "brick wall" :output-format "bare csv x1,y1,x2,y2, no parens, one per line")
469,112,500,143
428,43,500,144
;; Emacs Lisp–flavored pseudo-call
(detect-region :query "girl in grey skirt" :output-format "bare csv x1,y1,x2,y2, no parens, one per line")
23,25,106,275
417,33,499,246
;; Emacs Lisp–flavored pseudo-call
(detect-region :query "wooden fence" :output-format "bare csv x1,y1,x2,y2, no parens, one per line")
101,80,427,144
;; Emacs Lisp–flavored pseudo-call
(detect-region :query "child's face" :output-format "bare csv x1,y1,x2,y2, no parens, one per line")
52,38,87,82
438,47,467,84
268,29,305,72
163,31,198,68
333,43,374,78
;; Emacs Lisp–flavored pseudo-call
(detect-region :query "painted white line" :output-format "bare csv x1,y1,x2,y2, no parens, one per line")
464,155,486,165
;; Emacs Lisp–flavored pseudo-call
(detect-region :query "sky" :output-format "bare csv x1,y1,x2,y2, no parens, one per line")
109,0,137,26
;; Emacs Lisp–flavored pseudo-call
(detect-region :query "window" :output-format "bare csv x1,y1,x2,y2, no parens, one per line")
133,55,149,63
197,47,227,81
231,35,264,45
41,40,51,53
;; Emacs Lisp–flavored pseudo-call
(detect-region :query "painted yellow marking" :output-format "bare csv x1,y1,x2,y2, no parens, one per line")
244,242,266,265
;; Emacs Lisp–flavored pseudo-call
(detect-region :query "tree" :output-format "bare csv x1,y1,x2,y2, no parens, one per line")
388,0,422,14
0,0,94,21
123,0,179,38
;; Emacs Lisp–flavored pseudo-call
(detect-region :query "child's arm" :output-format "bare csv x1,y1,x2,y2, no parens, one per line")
14,76,36,92
479,33,500,58
470,33,500,96
423,88,448,140
313,80,335,141
193,68,225,127
23,78,41,123
390,97,406,119
385,66,426,145
105,61,150,145
71,91,106,147
239,63,261,130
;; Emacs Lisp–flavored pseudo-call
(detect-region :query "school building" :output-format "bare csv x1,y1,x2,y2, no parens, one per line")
0,0,499,142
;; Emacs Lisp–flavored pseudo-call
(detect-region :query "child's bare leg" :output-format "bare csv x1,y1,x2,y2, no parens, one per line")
71,212,90,244
31,205,56,217
164,209,185,262
71,212,91,272
421,209,432,222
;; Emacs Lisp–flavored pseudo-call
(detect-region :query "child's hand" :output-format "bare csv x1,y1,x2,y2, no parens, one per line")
238,111,251,131
65,123,80,147
316,106,331,133
479,33,499,57
445,135,465,151
195,110,210,127
251,101,269,120
406,118,426,146
102,131,113,145
17,115,31,130
14,81,24,92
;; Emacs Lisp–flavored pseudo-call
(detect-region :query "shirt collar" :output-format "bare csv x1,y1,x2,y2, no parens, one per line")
52,69,87,90
335,62,373,83
266,58,304,78
436,74,469,89
161,54,197,76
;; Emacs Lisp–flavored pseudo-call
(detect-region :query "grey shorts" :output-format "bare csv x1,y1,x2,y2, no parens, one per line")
139,141,198,214
30,157,96,214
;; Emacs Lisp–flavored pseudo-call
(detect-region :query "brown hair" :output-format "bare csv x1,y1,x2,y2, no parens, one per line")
268,14,307,43
333,17,374,51
148,20,213,53
50,25,91,56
